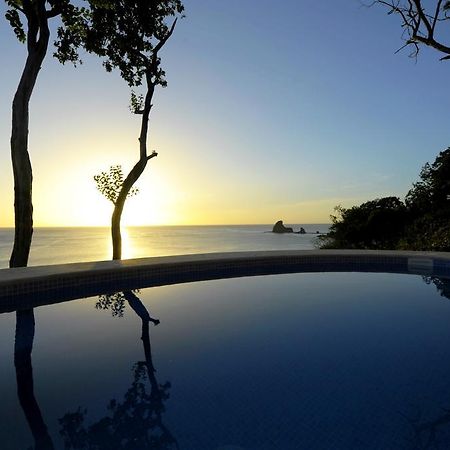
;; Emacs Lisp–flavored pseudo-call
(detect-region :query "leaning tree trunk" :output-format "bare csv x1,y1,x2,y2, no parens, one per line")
111,159,149,260
10,11,50,268
111,75,157,260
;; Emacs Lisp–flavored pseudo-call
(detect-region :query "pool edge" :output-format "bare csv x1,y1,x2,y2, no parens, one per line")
2,250,450,312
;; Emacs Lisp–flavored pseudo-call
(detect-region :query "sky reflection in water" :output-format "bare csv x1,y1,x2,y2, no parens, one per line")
2,273,450,449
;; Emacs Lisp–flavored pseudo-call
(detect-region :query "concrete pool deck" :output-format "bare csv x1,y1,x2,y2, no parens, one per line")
1,250,450,312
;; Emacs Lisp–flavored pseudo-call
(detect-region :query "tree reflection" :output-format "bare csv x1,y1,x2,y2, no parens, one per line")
405,410,450,449
59,291,177,449
14,309,55,450
95,292,126,317
423,276,450,301
402,276,450,448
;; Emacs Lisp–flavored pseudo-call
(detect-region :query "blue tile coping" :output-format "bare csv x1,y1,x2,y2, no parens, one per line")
1,250,450,313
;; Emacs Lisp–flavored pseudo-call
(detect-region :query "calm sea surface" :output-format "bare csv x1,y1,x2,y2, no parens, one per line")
0,224,329,268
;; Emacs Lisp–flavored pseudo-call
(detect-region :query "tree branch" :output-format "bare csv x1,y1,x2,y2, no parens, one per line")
14,4,25,14
46,7,61,19
153,19,177,55
412,0,433,36
22,0,32,15
146,151,158,161
146,19,178,80
414,33,450,54
373,1,411,26
432,0,443,32
372,0,450,59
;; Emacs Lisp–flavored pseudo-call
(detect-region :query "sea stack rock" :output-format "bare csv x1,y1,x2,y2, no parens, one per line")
272,220,294,234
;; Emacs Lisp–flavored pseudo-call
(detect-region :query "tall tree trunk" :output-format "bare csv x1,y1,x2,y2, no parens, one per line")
10,8,50,268
111,76,156,260
109,19,177,260
15,309,55,450
111,159,149,259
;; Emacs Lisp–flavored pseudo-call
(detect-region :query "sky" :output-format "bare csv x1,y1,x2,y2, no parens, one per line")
1,0,450,227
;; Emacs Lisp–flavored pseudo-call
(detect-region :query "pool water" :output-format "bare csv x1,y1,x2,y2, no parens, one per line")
2,272,450,449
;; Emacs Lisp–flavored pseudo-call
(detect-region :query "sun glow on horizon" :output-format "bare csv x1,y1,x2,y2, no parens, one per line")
0,131,372,228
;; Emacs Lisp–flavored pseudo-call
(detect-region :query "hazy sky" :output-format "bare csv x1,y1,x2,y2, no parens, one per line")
1,0,450,226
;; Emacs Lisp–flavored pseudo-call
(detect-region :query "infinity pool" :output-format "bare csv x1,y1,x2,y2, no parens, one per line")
2,271,450,449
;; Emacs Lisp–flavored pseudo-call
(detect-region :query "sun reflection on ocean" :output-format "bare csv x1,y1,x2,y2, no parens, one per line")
104,227,133,260
121,227,133,259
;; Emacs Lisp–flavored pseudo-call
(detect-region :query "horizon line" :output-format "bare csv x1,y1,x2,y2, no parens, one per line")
0,223,331,229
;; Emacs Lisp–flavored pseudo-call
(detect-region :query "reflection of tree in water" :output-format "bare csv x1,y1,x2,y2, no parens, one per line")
402,276,450,448
95,292,126,317
423,276,450,301
403,408,450,449
59,291,177,449
15,308,55,450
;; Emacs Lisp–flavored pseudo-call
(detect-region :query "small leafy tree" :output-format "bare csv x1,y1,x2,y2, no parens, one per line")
5,0,87,267
84,0,184,259
94,165,139,204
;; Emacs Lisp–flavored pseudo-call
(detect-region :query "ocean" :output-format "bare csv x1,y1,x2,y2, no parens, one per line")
0,224,329,268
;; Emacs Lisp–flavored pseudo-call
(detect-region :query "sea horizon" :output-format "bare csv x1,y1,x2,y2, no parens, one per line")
0,223,331,229
0,224,330,269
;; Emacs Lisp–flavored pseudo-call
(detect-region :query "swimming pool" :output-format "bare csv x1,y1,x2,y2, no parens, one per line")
2,251,450,449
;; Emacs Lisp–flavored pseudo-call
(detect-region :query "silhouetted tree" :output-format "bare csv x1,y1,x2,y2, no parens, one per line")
318,197,408,249
319,148,450,250
406,148,450,214
85,0,184,260
5,0,87,267
370,1,450,60
399,148,450,250
94,165,141,238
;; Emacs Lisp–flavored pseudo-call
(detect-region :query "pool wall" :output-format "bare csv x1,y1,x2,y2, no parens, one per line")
1,250,450,312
